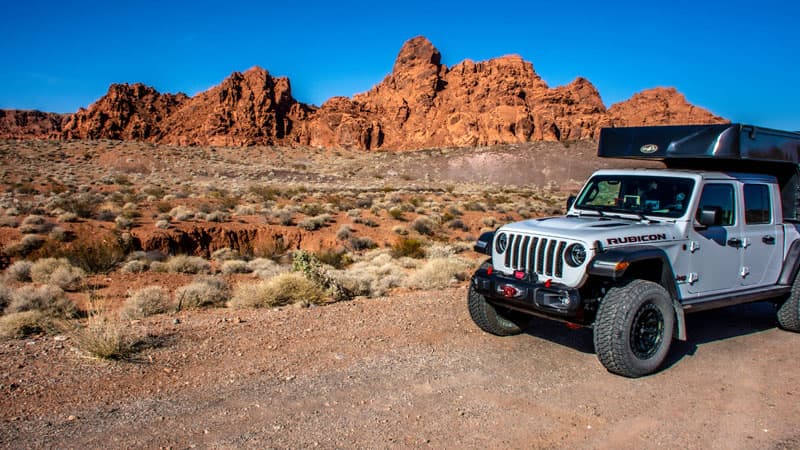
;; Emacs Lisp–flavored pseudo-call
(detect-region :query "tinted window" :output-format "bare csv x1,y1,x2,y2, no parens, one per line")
696,184,735,226
744,184,771,224
575,175,695,218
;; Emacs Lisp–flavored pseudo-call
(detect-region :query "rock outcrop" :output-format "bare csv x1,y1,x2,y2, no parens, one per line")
0,110,67,139
2,36,727,149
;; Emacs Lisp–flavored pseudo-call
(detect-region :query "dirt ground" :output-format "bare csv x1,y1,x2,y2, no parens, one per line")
1,285,798,449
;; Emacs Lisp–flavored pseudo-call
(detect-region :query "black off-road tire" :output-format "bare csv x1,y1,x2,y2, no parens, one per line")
467,285,524,336
777,271,800,332
593,280,675,378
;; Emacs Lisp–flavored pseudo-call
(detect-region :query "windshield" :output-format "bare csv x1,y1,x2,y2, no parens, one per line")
574,175,695,218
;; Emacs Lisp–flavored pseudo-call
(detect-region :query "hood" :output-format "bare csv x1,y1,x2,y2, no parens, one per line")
499,216,680,246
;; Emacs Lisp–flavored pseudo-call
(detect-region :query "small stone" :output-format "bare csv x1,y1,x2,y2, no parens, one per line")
67,415,77,421
53,335,68,342
173,318,181,325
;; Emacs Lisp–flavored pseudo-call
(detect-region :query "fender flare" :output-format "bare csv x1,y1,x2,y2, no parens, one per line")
588,246,687,340
778,238,800,285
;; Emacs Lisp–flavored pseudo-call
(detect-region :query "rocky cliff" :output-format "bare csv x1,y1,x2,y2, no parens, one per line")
2,36,726,149
0,110,67,139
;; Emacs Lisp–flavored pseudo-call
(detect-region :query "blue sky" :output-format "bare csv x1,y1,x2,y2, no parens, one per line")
2,0,798,130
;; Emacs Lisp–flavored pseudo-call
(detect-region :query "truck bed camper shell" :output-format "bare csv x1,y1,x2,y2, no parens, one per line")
598,124,800,220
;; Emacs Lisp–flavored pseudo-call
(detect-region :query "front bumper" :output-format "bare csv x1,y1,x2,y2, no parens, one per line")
470,265,584,321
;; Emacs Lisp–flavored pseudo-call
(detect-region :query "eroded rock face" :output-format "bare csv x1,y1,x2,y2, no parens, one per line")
62,83,188,141
0,110,67,139
3,36,727,149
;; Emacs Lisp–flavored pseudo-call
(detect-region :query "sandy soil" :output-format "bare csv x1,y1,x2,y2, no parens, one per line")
1,286,798,449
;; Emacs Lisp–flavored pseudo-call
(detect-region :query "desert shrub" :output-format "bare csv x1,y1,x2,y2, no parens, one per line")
175,277,231,309
73,315,137,360
330,251,406,297
463,201,486,212
0,283,11,310
6,284,77,319
29,258,85,291
221,259,251,274
4,235,46,256
211,247,239,262
249,235,288,260
204,210,229,222
405,257,472,290
388,207,404,220
155,219,170,229
6,259,33,282
353,216,379,227
48,226,71,242
96,209,118,222
0,216,18,228
426,243,457,259
155,201,173,213
234,204,255,216
298,214,332,231
300,203,326,216
228,273,325,309
314,248,352,269
391,238,426,259
115,216,133,230
247,258,285,279
149,261,168,273
336,225,353,241
120,259,149,273
166,255,211,274
58,212,79,223
0,311,49,339
21,215,45,226
45,235,128,274
411,216,436,236
170,205,194,221
346,208,362,218
119,286,172,319
293,250,353,301
446,219,469,231
348,236,377,251
481,217,497,227
392,225,408,235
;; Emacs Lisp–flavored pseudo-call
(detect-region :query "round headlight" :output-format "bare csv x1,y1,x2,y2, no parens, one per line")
495,232,508,253
565,243,587,267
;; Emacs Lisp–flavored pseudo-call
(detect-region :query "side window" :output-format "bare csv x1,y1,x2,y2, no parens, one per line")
744,184,771,224
696,184,735,226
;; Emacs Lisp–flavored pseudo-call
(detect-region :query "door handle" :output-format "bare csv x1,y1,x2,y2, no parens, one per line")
762,235,776,245
727,238,742,247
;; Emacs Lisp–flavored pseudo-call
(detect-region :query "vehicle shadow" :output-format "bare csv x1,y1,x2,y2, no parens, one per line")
520,301,779,363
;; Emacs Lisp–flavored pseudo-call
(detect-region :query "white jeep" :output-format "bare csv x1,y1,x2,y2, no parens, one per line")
468,124,800,377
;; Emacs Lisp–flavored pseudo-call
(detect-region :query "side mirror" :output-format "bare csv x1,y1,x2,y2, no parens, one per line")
697,206,720,227
566,195,576,210
473,231,495,255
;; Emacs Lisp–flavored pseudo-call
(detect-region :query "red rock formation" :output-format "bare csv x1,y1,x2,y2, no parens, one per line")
1,36,727,149
61,83,187,140
608,87,724,126
159,67,314,146
0,110,67,139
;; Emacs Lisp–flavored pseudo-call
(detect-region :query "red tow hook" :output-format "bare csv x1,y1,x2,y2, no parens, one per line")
565,322,582,330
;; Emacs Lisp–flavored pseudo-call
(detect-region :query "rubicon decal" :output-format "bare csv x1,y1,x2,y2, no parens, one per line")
606,233,667,245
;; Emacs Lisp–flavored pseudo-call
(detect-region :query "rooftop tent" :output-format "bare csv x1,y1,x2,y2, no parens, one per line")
597,124,800,221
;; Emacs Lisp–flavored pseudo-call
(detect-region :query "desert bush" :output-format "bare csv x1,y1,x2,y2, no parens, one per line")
58,212,78,223
298,214,332,231
6,284,77,319
353,216,379,227
4,234,46,256
0,216,18,228
211,247,239,262
175,277,231,309
29,258,85,291
293,250,353,301
411,216,436,236
331,251,406,297
388,207,404,220
228,273,324,309
0,311,49,339
149,261,168,273
48,226,71,242
391,237,426,259
348,236,377,251
166,255,211,274
247,258,285,279
204,210,229,222
425,243,457,259
446,219,469,231
481,217,497,227
120,259,149,273
314,248,352,269
119,286,172,319
5,260,33,282
73,315,137,360
405,257,472,290
155,219,170,229
392,225,408,235
336,225,353,241
21,215,45,226
170,205,194,221
234,204,255,216
115,216,133,230
43,235,128,274
221,259,251,274
0,283,11,310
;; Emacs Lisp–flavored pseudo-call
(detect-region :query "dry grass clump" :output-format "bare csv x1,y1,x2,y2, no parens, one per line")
5,284,78,319
228,272,325,309
211,247,240,262
73,315,137,360
411,216,436,236
120,259,149,273
348,236,377,251
119,286,173,319
298,214,333,231
221,259,251,274
0,310,49,340
247,258,286,279
29,258,85,291
405,257,473,290
330,251,408,298
5,260,33,282
391,237,426,259
166,255,211,274
175,276,231,309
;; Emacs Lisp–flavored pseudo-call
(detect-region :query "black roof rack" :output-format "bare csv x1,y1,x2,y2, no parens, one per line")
597,124,800,221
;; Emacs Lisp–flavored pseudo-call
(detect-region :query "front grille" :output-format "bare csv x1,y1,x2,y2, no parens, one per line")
501,233,569,278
